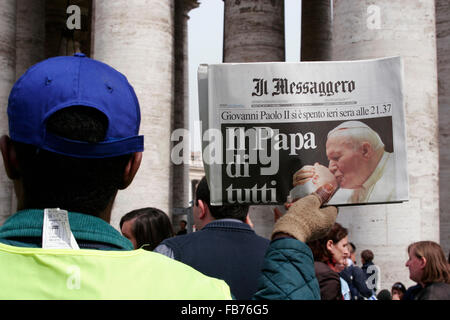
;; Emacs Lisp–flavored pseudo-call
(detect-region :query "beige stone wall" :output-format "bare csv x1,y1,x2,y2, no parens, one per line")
92,0,175,229
332,0,440,290
437,0,450,256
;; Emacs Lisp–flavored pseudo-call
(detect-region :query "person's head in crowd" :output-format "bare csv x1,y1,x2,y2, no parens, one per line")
361,249,374,265
376,289,392,300
120,207,174,250
176,219,188,235
391,282,406,300
193,176,250,230
307,222,350,267
348,242,357,265
1,55,143,222
326,121,385,189
406,241,450,286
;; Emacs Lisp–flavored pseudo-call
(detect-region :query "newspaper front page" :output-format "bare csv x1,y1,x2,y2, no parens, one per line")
198,57,409,206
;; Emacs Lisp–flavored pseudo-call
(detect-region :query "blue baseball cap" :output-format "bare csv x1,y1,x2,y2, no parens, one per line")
7,53,144,158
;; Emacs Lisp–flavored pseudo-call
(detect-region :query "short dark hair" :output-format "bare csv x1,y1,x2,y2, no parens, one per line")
307,223,348,262
376,289,392,300
120,207,174,250
361,249,374,263
391,282,406,294
195,176,249,222
13,106,131,216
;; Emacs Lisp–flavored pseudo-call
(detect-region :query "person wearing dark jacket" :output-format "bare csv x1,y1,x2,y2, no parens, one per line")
340,259,374,299
406,241,450,300
403,283,422,300
156,176,270,300
361,249,379,293
306,223,350,300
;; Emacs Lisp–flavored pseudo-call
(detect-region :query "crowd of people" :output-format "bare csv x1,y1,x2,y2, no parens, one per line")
119,176,450,300
0,54,448,300
117,176,450,301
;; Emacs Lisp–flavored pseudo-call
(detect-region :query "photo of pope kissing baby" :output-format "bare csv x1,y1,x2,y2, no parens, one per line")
220,116,394,206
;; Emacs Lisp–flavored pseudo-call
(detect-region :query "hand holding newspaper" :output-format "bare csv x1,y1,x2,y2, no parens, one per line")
198,57,409,206
293,163,338,202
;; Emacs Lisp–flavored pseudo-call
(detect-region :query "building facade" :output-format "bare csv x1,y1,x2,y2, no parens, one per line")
223,0,448,291
0,0,197,230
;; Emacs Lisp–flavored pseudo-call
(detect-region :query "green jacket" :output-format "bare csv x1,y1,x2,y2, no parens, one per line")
253,237,321,300
0,209,132,250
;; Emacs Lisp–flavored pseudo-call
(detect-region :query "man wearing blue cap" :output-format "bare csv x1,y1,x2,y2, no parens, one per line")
0,54,339,300
0,54,232,299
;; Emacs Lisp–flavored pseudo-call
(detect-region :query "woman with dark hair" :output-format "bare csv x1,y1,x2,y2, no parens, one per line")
406,241,450,300
120,207,174,251
391,282,406,300
307,222,350,300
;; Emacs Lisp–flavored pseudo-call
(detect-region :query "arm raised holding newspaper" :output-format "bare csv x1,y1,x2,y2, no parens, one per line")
254,192,338,300
272,193,338,243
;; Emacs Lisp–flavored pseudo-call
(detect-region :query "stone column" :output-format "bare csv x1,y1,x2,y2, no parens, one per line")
15,0,45,79
332,0,439,290
172,0,199,218
0,0,16,224
223,0,284,62
301,0,332,61
12,0,46,214
171,0,199,231
93,0,175,228
222,0,285,238
437,0,450,255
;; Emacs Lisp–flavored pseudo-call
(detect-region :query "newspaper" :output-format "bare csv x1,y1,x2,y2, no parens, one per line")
198,57,409,206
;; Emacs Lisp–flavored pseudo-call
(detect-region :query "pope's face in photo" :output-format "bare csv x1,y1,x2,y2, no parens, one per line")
326,134,366,189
